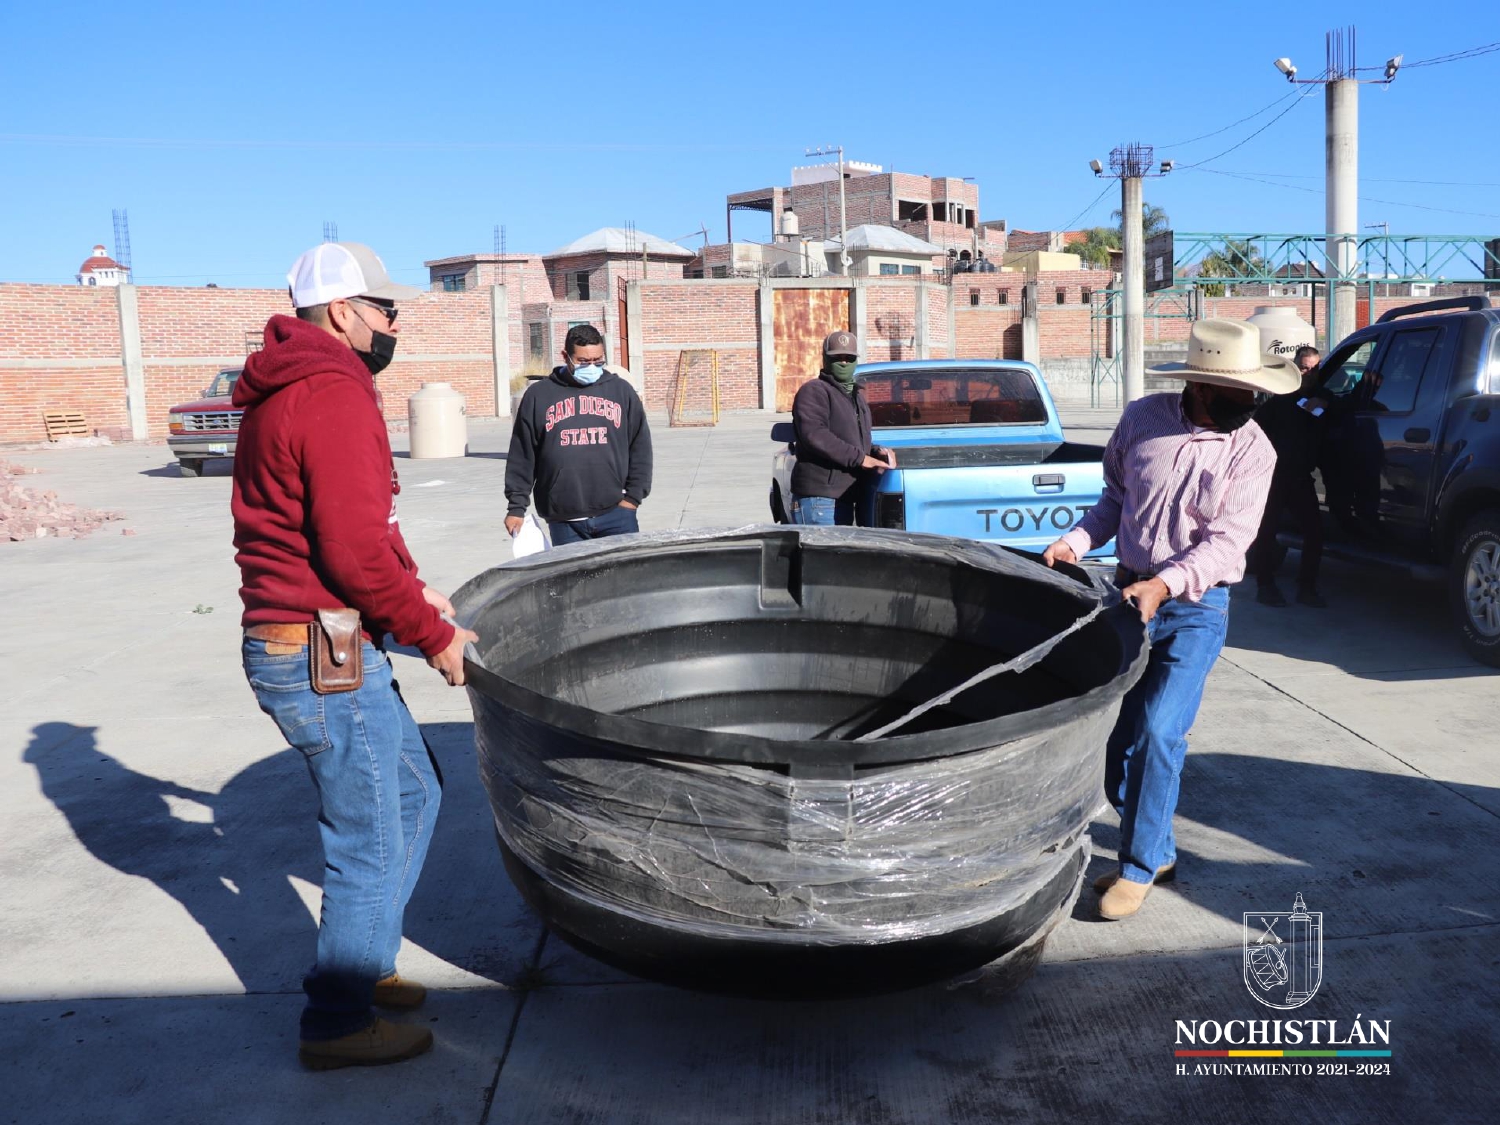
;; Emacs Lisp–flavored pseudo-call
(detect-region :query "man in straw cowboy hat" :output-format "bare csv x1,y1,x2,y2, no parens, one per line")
1043,319,1298,920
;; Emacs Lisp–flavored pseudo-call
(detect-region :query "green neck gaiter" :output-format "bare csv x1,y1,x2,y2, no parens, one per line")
828,360,858,390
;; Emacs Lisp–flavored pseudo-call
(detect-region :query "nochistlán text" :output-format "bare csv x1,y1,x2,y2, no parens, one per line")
1176,1017,1392,1047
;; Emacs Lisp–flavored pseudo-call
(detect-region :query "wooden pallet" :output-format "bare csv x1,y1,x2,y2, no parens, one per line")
42,411,88,441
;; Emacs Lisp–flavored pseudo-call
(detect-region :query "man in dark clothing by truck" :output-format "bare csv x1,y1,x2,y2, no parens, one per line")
1250,345,1328,607
504,324,652,545
788,330,893,525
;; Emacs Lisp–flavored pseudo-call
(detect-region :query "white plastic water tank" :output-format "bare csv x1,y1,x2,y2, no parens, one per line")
1245,305,1317,364
408,382,468,459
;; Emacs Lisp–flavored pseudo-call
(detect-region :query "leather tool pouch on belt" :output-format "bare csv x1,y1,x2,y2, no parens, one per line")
309,609,364,695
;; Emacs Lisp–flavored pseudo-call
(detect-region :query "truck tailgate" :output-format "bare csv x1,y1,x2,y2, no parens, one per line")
881,443,1112,556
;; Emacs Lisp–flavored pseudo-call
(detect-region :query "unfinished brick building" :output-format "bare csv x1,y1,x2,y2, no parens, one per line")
723,162,1009,271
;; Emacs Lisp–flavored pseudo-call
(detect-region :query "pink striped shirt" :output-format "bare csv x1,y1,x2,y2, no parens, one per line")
1060,391,1277,601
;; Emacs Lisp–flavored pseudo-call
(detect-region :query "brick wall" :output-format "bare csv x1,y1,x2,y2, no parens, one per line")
863,285,919,363
925,283,951,356
380,290,498,418
0,283,504,444
135,287,290,436
0,284,127,443
4,276,1481,445
633,282,761,411
954,306,1025,359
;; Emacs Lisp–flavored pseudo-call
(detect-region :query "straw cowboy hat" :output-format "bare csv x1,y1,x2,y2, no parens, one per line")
1148,319,1301,396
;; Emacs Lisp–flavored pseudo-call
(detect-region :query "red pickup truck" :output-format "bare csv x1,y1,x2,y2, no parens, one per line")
167,368,242,477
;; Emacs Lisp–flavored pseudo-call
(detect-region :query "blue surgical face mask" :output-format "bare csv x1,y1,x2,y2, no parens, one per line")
571,362,603,385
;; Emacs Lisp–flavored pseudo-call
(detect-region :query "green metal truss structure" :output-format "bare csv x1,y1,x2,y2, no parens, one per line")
1089,232,1500,406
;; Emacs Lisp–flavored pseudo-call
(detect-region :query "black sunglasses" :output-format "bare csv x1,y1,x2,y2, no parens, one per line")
349,297,398,325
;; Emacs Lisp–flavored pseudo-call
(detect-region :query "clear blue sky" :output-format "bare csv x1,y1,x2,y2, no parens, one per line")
2,1,1497,287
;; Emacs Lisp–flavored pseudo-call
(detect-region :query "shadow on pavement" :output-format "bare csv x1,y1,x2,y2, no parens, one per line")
22,718,536,999
1225,555,1491,681
1074,751,1500,933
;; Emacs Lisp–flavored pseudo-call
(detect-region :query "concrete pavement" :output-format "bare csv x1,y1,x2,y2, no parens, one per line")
0,410,1495,1124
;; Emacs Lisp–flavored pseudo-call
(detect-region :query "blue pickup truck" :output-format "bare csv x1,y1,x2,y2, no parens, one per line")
770,359,1113,559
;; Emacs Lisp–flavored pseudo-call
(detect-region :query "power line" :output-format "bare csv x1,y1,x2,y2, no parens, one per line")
1180,79,1323,170
1054,181,1116,233
1401,40,1500,69
0,132,787,154
1196,167,1500,221
1210,169,1500,188
1158,86,1303,150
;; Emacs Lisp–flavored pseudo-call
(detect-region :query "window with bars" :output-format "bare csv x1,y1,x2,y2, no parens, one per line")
439,273,466,292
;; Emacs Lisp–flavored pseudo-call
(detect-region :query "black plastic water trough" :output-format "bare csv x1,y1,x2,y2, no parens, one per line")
453,527,1148,997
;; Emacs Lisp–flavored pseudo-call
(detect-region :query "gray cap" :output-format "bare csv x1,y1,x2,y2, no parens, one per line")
822,330,858,358
286,241,423,308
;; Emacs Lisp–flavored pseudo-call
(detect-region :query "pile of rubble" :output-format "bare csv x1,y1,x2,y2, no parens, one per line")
1,461,126,541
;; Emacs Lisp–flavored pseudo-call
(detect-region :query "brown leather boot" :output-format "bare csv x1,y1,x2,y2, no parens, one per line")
1098,876,1153,920
298,1017,433,1071
374,974,427,1010
1092,862,1176,895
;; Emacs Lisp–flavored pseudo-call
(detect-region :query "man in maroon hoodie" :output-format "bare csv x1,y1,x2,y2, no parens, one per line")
232,241,476,1070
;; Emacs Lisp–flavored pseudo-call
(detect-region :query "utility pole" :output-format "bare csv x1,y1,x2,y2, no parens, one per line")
1090,144,1171,403
807,146,851,274
1274,27,1400,350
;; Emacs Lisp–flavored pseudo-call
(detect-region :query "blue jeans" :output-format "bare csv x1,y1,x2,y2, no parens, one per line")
790,495,855,525
1105,586,1230,885
242,636,442,1040
548,504,639,545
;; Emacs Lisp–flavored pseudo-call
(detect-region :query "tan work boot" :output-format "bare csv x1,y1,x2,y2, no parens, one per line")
1098,876,1153,920
298,1017,433,1071
1092,862,1176,895
374,973,427,1010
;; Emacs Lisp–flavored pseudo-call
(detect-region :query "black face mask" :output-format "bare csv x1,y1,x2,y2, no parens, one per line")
1188,386,1258,433
359,329,397,376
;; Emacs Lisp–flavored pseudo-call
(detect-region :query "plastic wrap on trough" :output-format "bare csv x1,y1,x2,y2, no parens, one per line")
454,526,1148,989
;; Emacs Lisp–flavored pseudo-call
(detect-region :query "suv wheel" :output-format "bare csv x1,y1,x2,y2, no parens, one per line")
1452,510,1500,667
178,459,205,478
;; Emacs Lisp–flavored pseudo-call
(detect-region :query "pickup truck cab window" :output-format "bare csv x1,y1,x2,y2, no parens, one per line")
860,367,1047,427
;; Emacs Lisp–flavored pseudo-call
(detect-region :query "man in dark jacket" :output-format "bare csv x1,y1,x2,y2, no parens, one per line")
789,330,893,524
232,241,476,1070
504,323,652,545
1249,345,1327,607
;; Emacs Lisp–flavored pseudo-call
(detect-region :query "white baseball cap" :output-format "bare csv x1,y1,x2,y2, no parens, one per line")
286,242,422,308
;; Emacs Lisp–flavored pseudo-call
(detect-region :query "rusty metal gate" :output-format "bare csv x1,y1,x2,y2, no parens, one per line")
772,287,850,412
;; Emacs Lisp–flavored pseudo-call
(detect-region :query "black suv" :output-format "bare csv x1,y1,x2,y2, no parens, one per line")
1288,296,1500,665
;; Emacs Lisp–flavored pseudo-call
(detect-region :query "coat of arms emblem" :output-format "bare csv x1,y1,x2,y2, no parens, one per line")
1243,893,1323,1009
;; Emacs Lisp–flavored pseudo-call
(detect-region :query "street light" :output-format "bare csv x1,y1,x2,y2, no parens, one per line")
1089,158,1103,176
1274,27,1400,347
1160,159,1175,174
